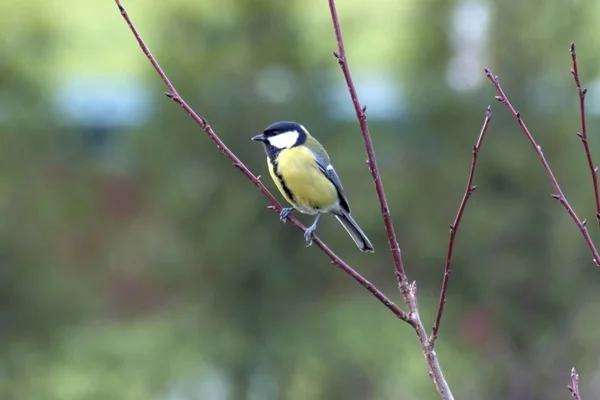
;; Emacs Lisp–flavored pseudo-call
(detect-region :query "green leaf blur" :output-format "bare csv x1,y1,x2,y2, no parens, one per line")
1,0,600,398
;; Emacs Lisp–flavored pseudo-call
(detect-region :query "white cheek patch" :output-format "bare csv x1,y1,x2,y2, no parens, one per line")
268,130,299,149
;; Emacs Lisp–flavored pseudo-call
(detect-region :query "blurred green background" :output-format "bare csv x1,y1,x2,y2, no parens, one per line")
2,0,600,399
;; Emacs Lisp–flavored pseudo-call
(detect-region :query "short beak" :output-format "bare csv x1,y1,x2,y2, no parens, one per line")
251,133,266,142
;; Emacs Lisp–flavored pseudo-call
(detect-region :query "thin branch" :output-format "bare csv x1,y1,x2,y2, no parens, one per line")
114,0,409,323
430,106,492,346
484,68,600,268
570,42,600,225
327,1,454,399
568,367,582,400
327,0,405,285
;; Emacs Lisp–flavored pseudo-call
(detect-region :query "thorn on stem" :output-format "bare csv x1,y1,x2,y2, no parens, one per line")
551,194,561,200
165,92,174,98
576,132,583,139
582,87,588,96
333,51,340,59
570,42,575,54
470,185,478,192
361,105,367,114
117,3,125,13
516,111,521,119
266,205,276,210
256,175,262,180
537,145,542,152
494,96,503,102
582,219,588,227
594,166,599,174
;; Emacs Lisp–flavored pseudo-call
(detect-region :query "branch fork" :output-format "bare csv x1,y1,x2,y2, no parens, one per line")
116,1,597,397
114,0,411,324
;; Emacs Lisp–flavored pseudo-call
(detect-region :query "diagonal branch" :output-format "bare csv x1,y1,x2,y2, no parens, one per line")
327,1,453,399
569,42,600,226
114,0,409,323
430,106,492,347
327,0,406,285
568,367,582,400
484,68,600,268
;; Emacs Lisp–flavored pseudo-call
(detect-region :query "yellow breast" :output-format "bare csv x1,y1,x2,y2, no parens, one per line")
268,146,339,214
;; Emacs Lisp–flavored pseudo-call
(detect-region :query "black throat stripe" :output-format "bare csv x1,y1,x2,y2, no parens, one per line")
272,159,296,204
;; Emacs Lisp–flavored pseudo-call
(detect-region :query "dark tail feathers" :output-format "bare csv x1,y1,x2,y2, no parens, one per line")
334,210,374,253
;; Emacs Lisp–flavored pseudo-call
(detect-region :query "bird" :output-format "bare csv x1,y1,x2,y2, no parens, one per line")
252,121,374,252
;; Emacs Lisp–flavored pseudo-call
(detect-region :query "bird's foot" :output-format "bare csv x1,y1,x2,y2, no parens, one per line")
304,226,316,246
303,213,321,247
279,207,294,222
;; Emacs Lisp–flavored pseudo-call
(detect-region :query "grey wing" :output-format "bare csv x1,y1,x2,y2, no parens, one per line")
313,152,351,213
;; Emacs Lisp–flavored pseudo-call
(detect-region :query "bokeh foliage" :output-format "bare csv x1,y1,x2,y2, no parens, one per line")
1,0,600,398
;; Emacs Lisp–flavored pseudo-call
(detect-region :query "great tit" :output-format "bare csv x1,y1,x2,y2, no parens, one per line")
252,121,374,252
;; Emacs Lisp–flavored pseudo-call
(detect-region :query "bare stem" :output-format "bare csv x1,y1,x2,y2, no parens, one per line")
484,68,600,267
430,106,492,346
114,0,409,323
568,367,582,400
570,42,600,226
327,0,405,285
327,1,453,399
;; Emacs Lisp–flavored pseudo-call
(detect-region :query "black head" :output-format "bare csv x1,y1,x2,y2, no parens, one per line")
251,121,308,150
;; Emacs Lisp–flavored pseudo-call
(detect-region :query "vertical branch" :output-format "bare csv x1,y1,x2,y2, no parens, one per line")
430,106,492,346
568,368,582,400
114,0,410,323
569,42,600,225
484,68,600,267
327,1,454,399
327,0,406,285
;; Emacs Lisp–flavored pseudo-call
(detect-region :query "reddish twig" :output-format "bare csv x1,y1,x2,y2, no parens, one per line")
327,0,405,285
568,367,582,400
485,68,600,267
430,106,492,346
570,42,600,225
328,1,453,399
114,0,409,323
